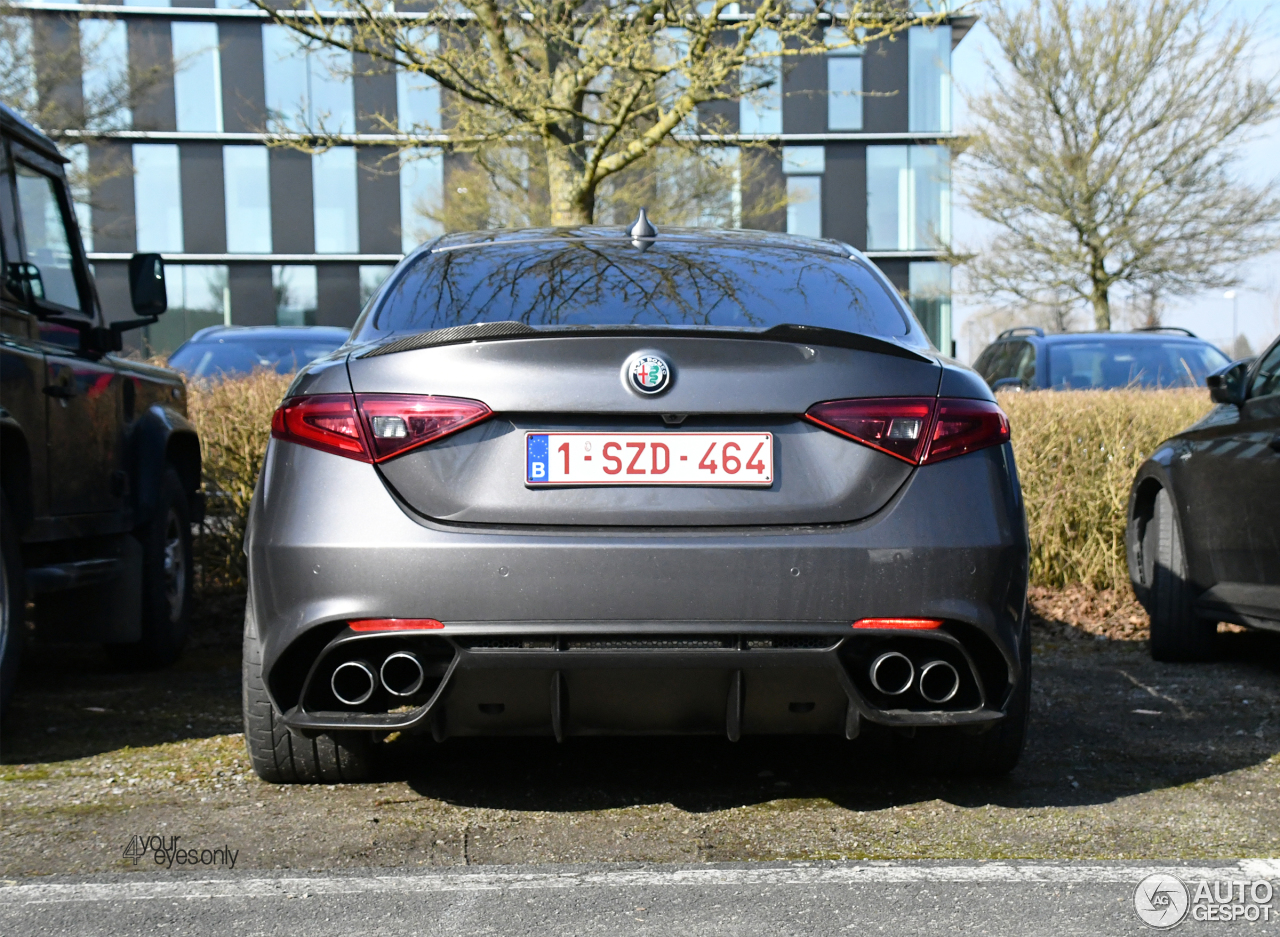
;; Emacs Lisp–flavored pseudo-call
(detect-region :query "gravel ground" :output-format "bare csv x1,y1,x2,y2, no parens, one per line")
1,590,1277,876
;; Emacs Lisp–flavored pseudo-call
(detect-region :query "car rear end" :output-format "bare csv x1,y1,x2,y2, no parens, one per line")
243,229,1029,775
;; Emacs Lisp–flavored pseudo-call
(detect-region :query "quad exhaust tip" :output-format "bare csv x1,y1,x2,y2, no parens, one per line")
918,659,960,704
331,660,376,707
380,651,425,697
869,651,914,696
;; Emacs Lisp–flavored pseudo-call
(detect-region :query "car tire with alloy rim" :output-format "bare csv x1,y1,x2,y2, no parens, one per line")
106,467,193,670
0,493,24,719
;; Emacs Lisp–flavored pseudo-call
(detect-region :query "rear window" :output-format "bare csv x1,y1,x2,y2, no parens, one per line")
168,337,345,378
1046,339,1229,389
359,239,913,340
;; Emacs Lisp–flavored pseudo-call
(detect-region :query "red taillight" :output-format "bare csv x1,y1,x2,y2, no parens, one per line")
923,398,1010,464
852,618,944,630
356,394,492,461
804,397,1009,465
804,397,936,463
271,394,491,462
271,394,369,461
349,618,445,632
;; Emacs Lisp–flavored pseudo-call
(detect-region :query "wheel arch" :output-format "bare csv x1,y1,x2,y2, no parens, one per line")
129,405,203,529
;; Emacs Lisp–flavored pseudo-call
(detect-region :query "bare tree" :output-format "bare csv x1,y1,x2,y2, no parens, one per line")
957,0,1280,331
252,0,950,226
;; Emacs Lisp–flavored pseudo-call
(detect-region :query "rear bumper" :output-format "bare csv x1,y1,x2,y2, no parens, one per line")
247,440,1029,734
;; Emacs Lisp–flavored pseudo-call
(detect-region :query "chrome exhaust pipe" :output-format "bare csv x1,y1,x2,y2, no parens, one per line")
869,651,914,696
331,659,376,706
380,651,425,697
918,659,960,704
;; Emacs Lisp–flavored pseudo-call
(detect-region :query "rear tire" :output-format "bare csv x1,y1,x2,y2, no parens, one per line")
1146,488,1215,662
0,493,24,719
106,467,193,669
242,603,370,783
895,614,1031,777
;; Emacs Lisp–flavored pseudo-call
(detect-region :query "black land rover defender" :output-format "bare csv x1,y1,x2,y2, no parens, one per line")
1,104,202,717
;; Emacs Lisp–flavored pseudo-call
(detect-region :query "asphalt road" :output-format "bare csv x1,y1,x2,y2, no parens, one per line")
4,861,1279,936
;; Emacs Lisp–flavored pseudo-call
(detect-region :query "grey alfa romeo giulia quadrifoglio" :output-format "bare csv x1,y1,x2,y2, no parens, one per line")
242,222,1030,782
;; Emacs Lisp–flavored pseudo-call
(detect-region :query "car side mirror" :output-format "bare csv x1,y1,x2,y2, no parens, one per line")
128,253,167,316
991,377,1026,392
1206,358,1253,406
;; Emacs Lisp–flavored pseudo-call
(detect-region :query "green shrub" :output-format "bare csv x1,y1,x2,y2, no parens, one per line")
1000,388,1211,590
187,371,293,592
184,374,1213,595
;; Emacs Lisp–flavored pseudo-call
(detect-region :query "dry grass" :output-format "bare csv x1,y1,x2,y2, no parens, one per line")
186,370,293,591
182,375,1213,595
1000,388,1211,591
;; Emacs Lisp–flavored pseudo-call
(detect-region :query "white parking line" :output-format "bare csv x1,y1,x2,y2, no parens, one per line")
4,860,1279,905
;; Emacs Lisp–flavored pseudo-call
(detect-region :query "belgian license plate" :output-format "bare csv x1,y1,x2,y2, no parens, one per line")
525,432,774,486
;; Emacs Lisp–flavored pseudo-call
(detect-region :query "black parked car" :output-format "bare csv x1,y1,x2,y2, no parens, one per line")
0,104,202,716
1126,334,1280,660
974,327,1230,391
167,325,350,380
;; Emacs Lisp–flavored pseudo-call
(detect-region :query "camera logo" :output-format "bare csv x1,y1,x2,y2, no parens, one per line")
1135,873,1190,929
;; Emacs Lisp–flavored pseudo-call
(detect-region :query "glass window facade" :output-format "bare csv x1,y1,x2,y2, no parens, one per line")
172,22,223,132
223,146,271,253
825,28,863,131
312,147,359,254
262,25,354,133
273,265,317,326
908,261,951,353
359,264,395,306
132,144,184,252
80,19,131,131
782,147,824,240
908,25,951,133
739,30,782,135
399,148,444,253
397,31,440,132
865,145,950,251
148,264,229,354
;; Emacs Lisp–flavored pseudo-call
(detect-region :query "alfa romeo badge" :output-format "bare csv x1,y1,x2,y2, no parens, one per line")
627,354,671,395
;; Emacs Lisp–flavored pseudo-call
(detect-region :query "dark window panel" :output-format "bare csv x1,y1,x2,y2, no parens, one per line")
269,148,314,253
179,143,227,253
218,21,266,133
228,263,275,326
88,141,135,253
741,145,785,233
874,258,909,294
358,146,400,254
782,33,825,134
354,51,397,134
92,260,132,328
316,264,361,328
861,36,908,133
32,16,83,125
823,143,865,249
127,19,176,131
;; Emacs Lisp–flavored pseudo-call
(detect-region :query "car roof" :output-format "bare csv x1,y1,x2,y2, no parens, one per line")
424,225,857,260
0,102,67,164
185,325,350,344
995,329,1208,344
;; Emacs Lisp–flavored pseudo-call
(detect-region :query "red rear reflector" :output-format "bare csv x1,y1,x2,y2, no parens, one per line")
272,394,491,462
805,397,1010,465
923,398,1010,464
804,397,936,464
349,618,445,632
271,394,370,461
852,618,944,630
356,394,492,461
